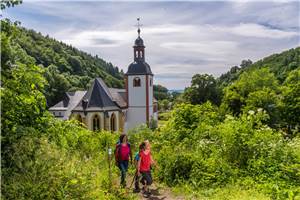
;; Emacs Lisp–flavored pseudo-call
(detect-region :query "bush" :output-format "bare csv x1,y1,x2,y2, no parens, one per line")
151,103,300,199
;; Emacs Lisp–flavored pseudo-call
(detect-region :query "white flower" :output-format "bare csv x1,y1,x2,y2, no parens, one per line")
257,108,263,112
248,110,255,115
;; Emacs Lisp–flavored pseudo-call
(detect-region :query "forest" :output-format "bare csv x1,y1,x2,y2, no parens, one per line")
1,4,300,199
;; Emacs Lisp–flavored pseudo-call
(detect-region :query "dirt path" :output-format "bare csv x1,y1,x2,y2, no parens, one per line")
137,184,185,200
124,175,185,200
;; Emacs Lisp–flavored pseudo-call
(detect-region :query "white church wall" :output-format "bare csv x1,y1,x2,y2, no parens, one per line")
126,107,147,131
128,75,146,107
126,74,155,131
148,75,154,119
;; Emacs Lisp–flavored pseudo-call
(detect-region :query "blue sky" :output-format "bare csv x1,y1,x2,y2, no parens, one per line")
3,0,299,89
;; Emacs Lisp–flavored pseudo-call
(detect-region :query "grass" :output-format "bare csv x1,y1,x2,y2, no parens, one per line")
170,184,271,200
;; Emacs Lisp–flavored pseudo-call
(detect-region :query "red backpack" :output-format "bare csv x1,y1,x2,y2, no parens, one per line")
114,143,131,163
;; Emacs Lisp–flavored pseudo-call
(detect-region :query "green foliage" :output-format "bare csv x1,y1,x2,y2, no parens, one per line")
149,103,300,199
183,74,221,105
222,68,280,122
281,68,300,131
1,62,49,151
218,48,299,88
1,19,124,106
1,122,134,200
249,47,300,83
1,18,135,200
158,99,170,111
1,0,22,10
154,84,170,100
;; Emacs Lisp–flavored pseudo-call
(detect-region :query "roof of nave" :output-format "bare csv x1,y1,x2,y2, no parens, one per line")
72,78,126,112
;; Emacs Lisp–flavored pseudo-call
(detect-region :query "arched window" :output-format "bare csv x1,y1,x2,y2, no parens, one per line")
150,78,152,86
110,113,117,132
133,77,141,87
93,114,100,131
77,115,82,123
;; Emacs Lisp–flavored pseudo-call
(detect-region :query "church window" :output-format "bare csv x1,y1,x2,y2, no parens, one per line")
77,115,82,123
111,113,117,132
133,77,141,87
93,114,100,131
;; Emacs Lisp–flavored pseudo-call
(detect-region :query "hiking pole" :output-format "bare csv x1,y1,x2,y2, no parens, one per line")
129,171,137,188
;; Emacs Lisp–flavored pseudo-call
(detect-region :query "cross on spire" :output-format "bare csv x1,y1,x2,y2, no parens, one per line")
135,18,143,37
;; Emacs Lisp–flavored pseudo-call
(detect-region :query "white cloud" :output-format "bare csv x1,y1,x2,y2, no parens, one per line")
4,1,299,89
160,40,238,55
212,23,298,39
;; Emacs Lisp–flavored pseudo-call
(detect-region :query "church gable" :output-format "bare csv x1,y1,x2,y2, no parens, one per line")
73,78,120,111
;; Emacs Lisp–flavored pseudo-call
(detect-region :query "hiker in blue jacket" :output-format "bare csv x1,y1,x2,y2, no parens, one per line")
133,142,146,192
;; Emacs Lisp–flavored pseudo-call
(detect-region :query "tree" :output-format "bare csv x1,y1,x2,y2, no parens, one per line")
159,99,170,111
281,68,300,132
170,91,181,101
243,88,281,125
154,84,170,100
240,59,253,69
44,65,71,106
183,74,220,105
1,0,22,10
222,68,280,119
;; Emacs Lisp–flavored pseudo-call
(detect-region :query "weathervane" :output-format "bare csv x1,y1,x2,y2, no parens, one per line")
135,18,143,37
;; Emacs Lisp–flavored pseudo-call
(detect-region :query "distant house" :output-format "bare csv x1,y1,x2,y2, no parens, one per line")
49,26,158,132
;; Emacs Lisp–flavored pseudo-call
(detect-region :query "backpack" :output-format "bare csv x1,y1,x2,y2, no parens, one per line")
114,143,131,163
134,152,140,168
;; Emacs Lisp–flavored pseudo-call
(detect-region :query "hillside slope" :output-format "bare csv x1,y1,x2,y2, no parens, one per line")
1,19,124,106
218,47,299,87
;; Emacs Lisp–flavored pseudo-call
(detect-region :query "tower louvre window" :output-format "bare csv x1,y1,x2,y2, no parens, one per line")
133,77,141,87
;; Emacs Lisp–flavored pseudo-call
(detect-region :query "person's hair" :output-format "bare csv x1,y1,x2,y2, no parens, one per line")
119,134,127,143
139,142,146,150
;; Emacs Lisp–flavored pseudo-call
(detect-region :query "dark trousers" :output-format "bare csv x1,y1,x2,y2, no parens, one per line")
118,160,128,187
134,172,140,189
140,171,152,186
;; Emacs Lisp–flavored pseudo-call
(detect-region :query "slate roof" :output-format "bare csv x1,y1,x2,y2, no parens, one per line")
108,88,127,108
126,61,153,75
73,78,121,112
49,91,86,120
135,36,144,47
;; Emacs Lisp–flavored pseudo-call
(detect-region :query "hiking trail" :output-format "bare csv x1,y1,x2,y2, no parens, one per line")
126,175,185,200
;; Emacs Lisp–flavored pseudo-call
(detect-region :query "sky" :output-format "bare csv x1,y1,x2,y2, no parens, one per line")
2,0,300,90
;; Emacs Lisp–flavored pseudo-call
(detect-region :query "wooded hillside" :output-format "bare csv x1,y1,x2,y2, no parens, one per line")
1,19,124,107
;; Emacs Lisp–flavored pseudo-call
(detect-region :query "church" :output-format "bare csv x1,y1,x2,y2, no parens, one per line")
49,24,158,132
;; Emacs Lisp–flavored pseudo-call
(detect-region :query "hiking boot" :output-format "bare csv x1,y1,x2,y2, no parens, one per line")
143,191,151,198
133,188,140,193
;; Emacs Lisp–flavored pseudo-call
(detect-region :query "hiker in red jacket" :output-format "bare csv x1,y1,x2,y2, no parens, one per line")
115,134,132,187
137,140,156,197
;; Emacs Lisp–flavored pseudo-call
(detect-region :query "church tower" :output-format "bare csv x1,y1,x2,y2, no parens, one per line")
125,18,153,131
